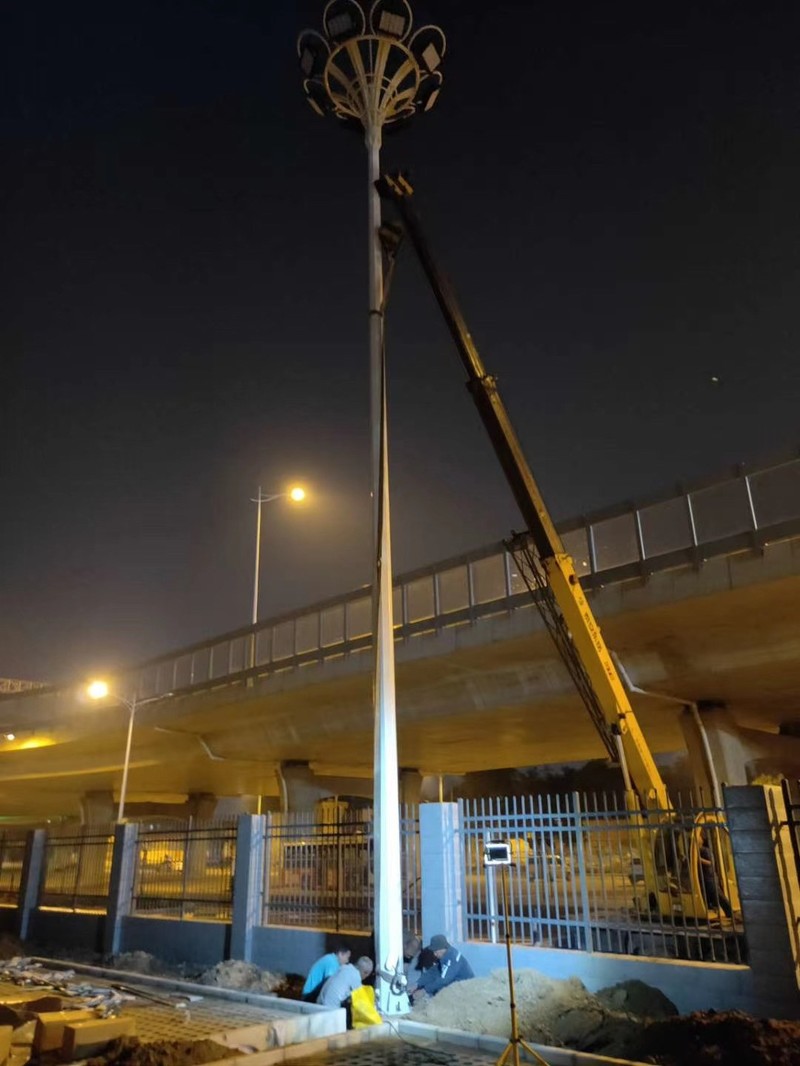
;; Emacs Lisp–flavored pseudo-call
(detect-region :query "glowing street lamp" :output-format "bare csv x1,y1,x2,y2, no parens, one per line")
87,680,140,823
297,0,446,1016
251,485,307,627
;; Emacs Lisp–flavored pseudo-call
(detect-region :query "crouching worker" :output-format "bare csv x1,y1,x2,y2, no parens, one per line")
408,935,473,1003
318,955,374,1028
301,943,351,1002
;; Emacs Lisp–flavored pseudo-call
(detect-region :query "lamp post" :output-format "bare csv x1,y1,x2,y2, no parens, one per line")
297,0,445,1015
251,486,306,627
86,680,140,823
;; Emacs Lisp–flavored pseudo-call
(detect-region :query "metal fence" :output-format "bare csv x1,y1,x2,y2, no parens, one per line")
132,819,237,921
40,824,115,912
263,804,420,933
461,793,746,963
0,830,28,906
102,452,800,702
780,779,800,886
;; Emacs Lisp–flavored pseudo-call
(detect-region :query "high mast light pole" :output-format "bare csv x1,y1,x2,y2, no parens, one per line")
297,0,445,1017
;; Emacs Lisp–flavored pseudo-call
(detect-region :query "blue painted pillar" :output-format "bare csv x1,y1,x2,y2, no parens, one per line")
419,802,465,946
230,814,266,961
103,822,138,956
17,828,46,941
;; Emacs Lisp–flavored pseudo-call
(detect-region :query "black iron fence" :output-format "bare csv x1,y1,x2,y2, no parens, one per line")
132,819,237,921
39,824,115,912
460,792,746,962
262,804,420,933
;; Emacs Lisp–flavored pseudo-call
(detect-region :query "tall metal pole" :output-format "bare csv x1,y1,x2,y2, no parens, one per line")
297,4,446,1015
117,694,137,823
367,125,405,1013
252,486,263,627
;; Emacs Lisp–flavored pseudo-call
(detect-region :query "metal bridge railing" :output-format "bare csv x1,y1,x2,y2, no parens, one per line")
116,453,800,701
460,792,746,964
262,805,420,933
132,819,237,921
0,830,28,906
40,824,115,913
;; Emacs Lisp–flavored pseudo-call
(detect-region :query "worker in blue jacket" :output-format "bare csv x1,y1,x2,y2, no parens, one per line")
302,943,351,1001
409,935,473,1000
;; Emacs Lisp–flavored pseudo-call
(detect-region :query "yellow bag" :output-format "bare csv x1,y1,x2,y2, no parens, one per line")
351,984,382,1028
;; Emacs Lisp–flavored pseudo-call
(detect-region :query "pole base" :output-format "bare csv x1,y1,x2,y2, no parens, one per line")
495,1036,550,1066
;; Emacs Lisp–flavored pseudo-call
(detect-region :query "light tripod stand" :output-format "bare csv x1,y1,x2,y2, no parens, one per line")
485,842,549,1066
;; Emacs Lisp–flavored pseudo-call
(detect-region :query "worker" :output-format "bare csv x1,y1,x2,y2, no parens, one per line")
317,956,374,1027
302,943,351,1002
408,935,473,1001
403,932,424,985
698,829,733,918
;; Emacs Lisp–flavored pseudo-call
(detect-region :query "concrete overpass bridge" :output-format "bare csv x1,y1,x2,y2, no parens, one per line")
2,451,800,821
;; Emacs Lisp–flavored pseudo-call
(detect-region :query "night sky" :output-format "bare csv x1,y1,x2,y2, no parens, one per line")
3,1,799,683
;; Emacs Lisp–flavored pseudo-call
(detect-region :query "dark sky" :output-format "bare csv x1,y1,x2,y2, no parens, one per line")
2,1,799,682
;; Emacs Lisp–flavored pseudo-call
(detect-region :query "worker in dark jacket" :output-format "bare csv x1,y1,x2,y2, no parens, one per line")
408,934,473,1000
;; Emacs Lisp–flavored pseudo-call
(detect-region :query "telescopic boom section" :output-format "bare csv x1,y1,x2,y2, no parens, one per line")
376,172,670,812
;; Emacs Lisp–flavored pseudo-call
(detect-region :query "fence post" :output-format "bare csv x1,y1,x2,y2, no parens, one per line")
103,823,139,957
16,829,46,941
230,814,266,962
419,803,465,945
725,785,800,1018
571,792,594,952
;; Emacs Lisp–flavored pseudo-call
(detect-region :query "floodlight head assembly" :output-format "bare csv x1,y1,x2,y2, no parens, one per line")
484,839,512,867
298,0,446,141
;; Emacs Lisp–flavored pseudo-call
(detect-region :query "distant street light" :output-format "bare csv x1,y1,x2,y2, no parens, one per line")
297,0,445,1016
86,680,140,823
250,486,306,627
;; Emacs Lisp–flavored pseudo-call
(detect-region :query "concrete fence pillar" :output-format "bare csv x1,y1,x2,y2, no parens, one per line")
16,829,46,941
725,784,800,1018
103,822,139,957
419,802,465,946
230,814,266,962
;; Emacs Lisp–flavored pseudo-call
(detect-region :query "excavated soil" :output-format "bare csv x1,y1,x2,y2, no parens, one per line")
630,1010,800,1066
86,1037,231,1066
194,959,283,995
412,969,673,1057
413,972,800,1066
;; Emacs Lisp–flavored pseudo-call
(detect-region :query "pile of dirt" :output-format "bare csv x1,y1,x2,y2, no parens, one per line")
595,978,679,1019
413,971,800,1066
87,1037,230,1066
196,960,282,995
631,1010,800,1066
0,935,25,960
111,952,181,978
411,969,650,1057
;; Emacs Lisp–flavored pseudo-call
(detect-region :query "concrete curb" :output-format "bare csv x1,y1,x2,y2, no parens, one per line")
396,1018,652,1066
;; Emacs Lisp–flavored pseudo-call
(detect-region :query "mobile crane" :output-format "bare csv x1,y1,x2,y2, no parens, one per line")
376,172,739,924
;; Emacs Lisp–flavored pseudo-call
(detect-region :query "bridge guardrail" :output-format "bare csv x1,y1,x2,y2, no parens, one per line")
126,454,800,700
6,453,799,703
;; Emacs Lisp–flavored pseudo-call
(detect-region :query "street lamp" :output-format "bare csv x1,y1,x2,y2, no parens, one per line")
87,680,140,824
250,486,306,627
297,0,445,1016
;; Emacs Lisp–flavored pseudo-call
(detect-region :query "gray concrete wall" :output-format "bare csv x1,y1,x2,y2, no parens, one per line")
457,941,753,1016
0,907,18,934
120,916,230,966
251,926,372,978
29,910,105,953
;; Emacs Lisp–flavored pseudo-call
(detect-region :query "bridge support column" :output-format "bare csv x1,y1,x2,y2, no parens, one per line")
230,814,266,962
80,790,116,825
103,822,138,956
276,762,374,812
682,706,800,797
419,803,465,946
399,770,422,805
